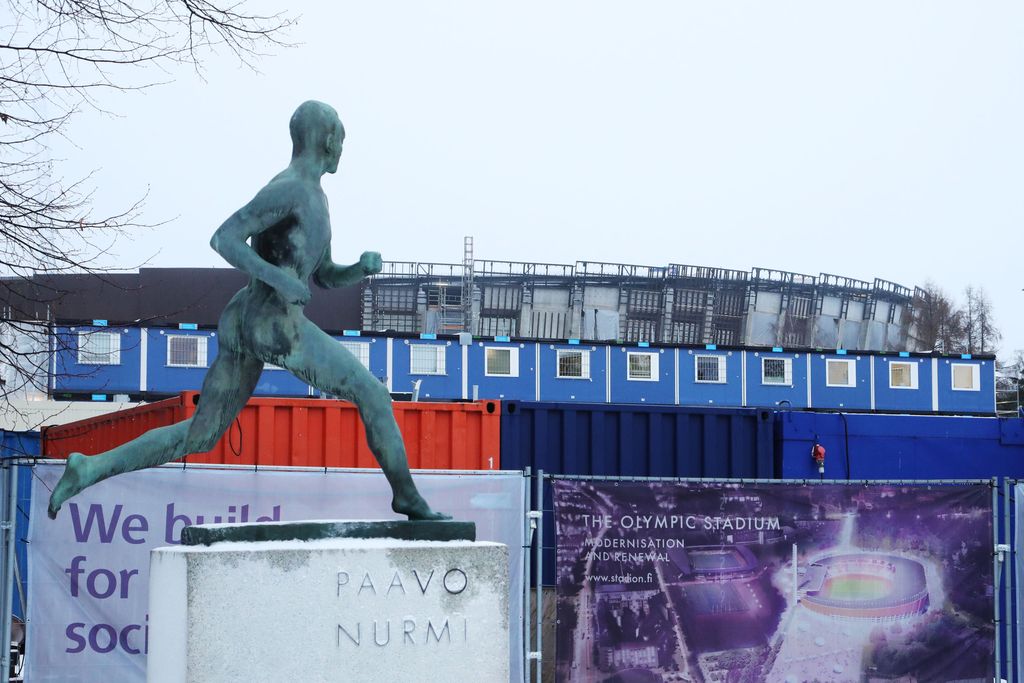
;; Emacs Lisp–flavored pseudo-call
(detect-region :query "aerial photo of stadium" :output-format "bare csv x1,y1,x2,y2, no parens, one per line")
672,545,758,582
800,553,929,621
553,480,995,683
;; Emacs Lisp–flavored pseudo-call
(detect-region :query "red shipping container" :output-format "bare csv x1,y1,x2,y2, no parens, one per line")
42,392,501,470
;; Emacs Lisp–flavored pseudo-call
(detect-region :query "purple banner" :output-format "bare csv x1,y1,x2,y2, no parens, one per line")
553,481,993,683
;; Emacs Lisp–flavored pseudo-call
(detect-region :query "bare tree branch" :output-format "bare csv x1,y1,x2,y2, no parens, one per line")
0,0,293,407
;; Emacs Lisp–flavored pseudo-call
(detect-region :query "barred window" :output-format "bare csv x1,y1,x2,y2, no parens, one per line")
557,350,590,379
339,341,371,370
624,318,658,343
78,332,121,365
627,289,661,314
410,345,446,375
695,355,726,383
374,287,416,312
951,363,979,391
826,359,856,388
668,321,702,345
374,313,419,333
674,289,706,313
627,352,658,381
762,357,792,385
166,335,208,368
477,316,518,337
485,347,519,377
889,361,917,389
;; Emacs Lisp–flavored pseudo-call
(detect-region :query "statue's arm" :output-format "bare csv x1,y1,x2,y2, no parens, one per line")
210,186,310,304
313,248,383,289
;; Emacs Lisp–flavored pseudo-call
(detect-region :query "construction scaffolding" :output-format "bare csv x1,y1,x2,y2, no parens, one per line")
362,256,918,351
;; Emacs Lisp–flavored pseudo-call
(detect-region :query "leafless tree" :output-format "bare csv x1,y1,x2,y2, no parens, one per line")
0,0,293,413
962,286,1000,355
912,282,1002,358
911,282,965,353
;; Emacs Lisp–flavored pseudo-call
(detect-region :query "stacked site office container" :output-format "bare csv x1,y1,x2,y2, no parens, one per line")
54,326,997,415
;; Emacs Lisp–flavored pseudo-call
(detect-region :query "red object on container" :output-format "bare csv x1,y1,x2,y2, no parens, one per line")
42,392,502,470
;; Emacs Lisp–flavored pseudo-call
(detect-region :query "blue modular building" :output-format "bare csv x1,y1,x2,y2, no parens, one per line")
51,324,996,415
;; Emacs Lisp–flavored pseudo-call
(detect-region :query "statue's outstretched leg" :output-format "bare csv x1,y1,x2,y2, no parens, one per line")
278,319,450,520
48,350,264,518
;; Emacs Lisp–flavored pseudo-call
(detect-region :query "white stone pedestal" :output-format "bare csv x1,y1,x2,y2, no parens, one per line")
147,537,509,683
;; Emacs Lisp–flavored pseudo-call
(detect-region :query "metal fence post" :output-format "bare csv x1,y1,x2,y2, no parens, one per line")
522,467,531,683
534,470,544,683
994,479,1003,682
1004,478,1015,683
0,462,16,683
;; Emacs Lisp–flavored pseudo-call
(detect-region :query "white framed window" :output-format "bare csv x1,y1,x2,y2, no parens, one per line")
166,335,208,368
339,341,371,370
557,349,590,379
627,352,659,381
410,344,446,375
485,347,519,377
78,331,121,365
694,355,726,384
889,361,919,389
825,358,856,388
951,363,980,391
761,357,792,386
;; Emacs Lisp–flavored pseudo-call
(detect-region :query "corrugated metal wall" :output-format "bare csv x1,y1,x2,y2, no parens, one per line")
776,411,1024,481
43,393,502,470
500,402,776,478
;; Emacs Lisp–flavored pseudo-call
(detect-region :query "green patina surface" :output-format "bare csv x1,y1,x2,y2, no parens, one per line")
48,101,449,523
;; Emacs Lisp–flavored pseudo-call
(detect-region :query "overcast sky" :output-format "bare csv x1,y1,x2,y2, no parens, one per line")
49,1,1021,356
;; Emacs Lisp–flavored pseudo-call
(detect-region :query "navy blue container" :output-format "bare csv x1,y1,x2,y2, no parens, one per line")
501,401,776,478
501,401,775,585
776,411,1024,481
1,430,39,621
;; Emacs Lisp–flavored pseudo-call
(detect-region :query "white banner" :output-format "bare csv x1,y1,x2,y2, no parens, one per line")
26,463,526,682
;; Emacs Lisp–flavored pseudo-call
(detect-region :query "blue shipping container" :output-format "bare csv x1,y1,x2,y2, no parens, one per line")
776,411,1024,481
501,401,775,585
501,402,776,479
1,431,39,621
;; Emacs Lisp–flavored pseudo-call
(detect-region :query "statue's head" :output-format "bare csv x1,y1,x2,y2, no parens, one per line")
290,100,345,174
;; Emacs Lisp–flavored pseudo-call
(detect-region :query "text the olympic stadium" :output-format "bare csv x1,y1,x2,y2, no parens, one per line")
580,514,781,531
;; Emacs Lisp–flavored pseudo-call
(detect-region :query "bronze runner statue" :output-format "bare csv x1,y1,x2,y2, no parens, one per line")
48,100,449,522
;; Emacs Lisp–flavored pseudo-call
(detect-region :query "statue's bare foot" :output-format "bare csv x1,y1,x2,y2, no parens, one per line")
48,453,90,519
392,493,451,521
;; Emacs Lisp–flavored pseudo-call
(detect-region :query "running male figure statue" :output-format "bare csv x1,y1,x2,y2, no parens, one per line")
48,100,448,521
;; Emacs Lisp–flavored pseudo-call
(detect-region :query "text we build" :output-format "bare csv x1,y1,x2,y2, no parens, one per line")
66,501,283,545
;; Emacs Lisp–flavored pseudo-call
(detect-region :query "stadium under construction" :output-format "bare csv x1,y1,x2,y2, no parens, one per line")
366,243,919,352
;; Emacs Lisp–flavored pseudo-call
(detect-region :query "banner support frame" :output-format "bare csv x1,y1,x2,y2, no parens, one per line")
547,473,999,682
1004,477,1014,683
521,466,531,683
0,461,15,683
532,469,544,683
1007,479,1015,683
543,473,989,486
994,477,1003,682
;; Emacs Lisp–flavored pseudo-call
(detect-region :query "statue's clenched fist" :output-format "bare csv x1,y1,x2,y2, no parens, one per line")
359,251,383,276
